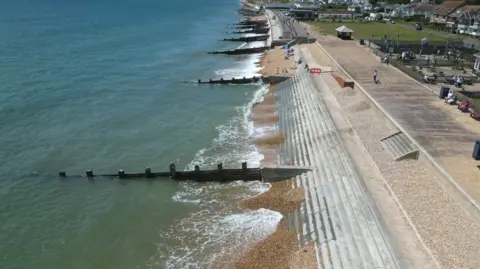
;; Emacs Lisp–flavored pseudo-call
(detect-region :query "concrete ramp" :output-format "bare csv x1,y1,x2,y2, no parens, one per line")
261,167,312,183
380,132,419,161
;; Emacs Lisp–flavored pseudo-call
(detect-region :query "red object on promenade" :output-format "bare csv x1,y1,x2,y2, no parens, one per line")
310,68,322,74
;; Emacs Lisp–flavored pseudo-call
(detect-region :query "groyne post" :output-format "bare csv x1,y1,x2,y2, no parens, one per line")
169,163,176,179
241,162,247,181
86,170,94,179
195,165,200,181
118,169,125,179
145,167,152,178
217,163,223,181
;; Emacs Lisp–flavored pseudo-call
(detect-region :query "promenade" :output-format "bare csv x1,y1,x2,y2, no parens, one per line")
265,10,283,42
301,39,480,268
319,38,480,205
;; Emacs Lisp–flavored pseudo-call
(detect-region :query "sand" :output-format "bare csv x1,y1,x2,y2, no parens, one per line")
241,181,304,212
235,181,313,269
258,47,296,77
230,47,319,268
253,133,285,148
289,243,319,269
251,83,281,167
234,228,299,269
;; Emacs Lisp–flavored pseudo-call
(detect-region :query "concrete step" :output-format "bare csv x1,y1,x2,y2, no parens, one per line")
290,65,398,268
295,72,356,269
291,71,337,268
380,131,419,161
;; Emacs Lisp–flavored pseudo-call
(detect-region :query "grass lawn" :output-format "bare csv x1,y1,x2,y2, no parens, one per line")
308,20,448,42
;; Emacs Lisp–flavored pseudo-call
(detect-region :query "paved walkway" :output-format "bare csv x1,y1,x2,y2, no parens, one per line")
316,39,480,213
265,10,284,42
302,42,480,269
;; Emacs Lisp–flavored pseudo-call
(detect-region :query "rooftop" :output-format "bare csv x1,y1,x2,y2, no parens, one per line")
412,3,436,13
432,0,465,16
449,5,480,18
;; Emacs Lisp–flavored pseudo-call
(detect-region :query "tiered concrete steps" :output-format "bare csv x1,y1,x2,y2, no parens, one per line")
274,69,399,269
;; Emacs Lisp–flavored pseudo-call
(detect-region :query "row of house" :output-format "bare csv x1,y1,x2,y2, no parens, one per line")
429,1,480,37
350,1,480,37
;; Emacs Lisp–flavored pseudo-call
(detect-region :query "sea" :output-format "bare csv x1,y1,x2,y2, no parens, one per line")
0,0,283,268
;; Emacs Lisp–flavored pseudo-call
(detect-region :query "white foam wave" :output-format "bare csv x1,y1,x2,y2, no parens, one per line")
252,125,277,138
236,42,248,49
213,54,262,78
244,84,268,137
171,192,202,204
156,45,282,269
148,179,277,269
152,207,282,269
172,180,270,206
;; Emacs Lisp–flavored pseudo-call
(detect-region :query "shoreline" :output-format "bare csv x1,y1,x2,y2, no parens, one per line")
230,45,318,268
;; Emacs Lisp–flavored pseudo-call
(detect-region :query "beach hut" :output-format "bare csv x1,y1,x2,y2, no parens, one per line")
335,25,353,40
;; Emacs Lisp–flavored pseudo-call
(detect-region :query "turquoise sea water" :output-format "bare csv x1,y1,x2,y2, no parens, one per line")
0,1,282,268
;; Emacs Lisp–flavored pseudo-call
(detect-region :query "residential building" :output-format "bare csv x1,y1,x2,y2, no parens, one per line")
347,5,361,12
411,3,436,22
446,5,480,28
390,4,415,18
382,4,400,13
473,52,480,71
363,3,373,12
430,0,465,25
456,7,480,35
317,10,356,19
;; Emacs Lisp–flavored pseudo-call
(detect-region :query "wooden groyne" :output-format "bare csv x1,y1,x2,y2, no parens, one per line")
235,20,268,26
222,35,269,42
229,28,269,34
229,25,257,30
207,46,270,55
237,9,262,16
197,76,265,84
57,162,311,183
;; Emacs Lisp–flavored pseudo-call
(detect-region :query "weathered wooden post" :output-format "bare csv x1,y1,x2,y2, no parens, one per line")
145,167,152,178
118,169,125,179
169,163,176,179
241,162,247,181
195,165,200,181
217,163,223,181
59,172,66,177
86,170,94,179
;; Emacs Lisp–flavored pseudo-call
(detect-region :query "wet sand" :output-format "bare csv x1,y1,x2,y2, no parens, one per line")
251,83,281,167
235,181,306,269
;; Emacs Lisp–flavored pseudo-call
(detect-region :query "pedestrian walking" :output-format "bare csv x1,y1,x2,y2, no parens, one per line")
373,69,377,83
